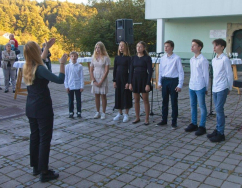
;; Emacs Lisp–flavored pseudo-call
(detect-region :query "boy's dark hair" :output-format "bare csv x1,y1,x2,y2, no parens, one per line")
164,40,174,49
212,38,226,50
192,39,203,51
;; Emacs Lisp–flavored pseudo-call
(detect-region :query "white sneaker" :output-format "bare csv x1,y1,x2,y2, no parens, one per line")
123,114,129,123
101,112,106,120
113,113,122,121
94,112,100,119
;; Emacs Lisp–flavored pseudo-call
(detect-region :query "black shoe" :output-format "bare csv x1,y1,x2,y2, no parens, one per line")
156,120,167,126
185,123,198,132
0,87,2,90
40,170,59,182
4,89,9,93
77,113,82,118
33,167,40,176
195,127,206,136
13,90,15,93
171,123,177,130
209,132,225,142
207,129,217,139
69,113,74,118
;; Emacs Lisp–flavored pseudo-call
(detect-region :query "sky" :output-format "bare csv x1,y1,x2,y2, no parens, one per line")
37,0,89,4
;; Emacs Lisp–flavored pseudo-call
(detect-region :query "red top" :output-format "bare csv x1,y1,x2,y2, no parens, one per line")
9,38,18,48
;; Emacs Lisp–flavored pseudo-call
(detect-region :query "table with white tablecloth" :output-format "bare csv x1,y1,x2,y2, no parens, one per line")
77,57,92,85
13,61,27,99
231,58,242,94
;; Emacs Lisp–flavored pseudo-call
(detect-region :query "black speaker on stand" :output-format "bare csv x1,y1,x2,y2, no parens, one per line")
116,19,134,44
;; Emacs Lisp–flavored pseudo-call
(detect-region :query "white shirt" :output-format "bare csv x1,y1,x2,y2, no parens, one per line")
158,53,184,88
189,54,209,91
212,53,233,92
64,62,84,90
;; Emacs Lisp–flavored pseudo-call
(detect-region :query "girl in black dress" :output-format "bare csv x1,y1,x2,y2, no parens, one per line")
129,41,153,125
113,41,132,122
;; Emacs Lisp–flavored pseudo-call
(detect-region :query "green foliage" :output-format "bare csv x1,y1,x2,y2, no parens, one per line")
0,0,156,60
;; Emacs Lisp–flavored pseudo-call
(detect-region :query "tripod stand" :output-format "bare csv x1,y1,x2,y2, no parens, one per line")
208,52,216,117
150,53,163,116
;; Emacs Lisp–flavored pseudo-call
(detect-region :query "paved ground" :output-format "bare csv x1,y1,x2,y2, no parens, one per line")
0,64,242,188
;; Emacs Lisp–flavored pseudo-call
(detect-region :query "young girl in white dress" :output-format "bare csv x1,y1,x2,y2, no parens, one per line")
90,41,110,119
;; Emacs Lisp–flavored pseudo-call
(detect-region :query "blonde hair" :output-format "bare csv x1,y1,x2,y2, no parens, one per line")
118,41,130,56
23,41,44,85
93,41,109,59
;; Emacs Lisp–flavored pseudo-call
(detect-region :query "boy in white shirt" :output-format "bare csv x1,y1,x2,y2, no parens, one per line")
185,39,209,136
64,52,84,118
157,40,184,129
207,39,233,142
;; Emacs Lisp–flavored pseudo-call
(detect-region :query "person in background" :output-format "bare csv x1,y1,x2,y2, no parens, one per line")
90,41,110,120
64,51,84,118
41,43,52,72
129,41,152,125
9,34,18,48
23,38,68,182
113,41,132,123
1,43,16,93
185,39,209,136
207,38,233,142
0,47,2,90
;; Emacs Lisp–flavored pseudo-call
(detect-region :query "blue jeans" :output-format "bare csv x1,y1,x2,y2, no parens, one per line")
189,87,207,127
213,88,228,135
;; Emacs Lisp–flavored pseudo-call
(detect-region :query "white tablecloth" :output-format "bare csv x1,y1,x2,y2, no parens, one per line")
151,57,161,63
77,57,92,63
231,58,242,65
13,61,25,68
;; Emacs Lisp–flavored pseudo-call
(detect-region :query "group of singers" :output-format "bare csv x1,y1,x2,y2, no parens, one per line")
22,37,232,182
111,38,232,144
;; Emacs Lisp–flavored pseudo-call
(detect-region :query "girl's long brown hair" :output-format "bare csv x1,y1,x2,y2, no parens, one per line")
118,41,130,56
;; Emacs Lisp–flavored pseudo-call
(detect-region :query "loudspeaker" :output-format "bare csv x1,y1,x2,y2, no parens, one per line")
115,19,134,44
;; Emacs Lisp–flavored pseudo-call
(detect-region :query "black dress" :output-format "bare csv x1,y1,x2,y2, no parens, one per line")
113,54,132,109
129,55,153,93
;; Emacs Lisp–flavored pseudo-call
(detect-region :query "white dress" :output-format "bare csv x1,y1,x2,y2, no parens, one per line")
91,56,110,94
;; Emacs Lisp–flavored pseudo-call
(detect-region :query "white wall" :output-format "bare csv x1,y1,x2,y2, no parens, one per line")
146,0,242,19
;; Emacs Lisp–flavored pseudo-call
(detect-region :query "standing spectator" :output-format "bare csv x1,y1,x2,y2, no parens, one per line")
64,51,84,118
129,41,153,125
90,41,110,120
0,47,2,90
23,38,67,182
9,34,18,48
113,41,132,122
41,43,52,72
1,43,16,93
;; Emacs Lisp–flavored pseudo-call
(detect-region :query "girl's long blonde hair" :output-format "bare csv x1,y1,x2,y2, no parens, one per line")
92,41,109,59
23,41,44,85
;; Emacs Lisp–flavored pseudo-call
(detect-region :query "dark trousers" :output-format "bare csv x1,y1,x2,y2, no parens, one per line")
28,116,53,171
161,78,179,124
68,89,81,113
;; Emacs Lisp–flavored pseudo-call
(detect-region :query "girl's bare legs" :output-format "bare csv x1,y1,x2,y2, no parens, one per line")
133,93,140,121
95,94,100,112
101,94,107,113
142,92,150,123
